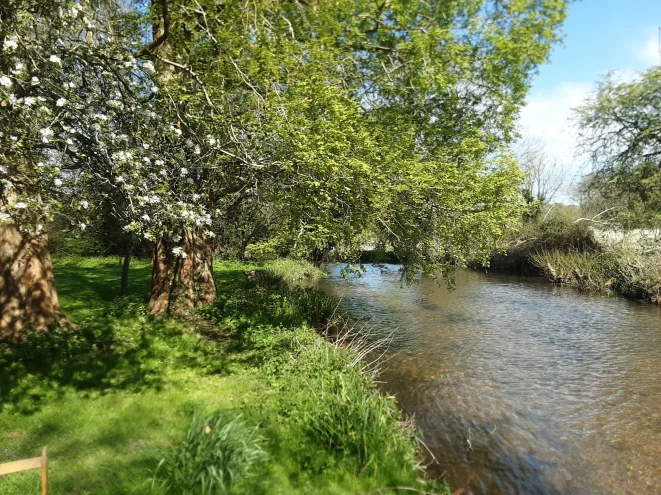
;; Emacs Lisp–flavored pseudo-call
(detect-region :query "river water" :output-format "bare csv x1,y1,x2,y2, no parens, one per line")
318,265,661,495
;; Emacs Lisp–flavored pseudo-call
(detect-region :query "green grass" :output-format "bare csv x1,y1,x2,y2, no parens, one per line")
0,258,446,494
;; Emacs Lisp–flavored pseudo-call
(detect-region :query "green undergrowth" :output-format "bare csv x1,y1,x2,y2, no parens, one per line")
0,257,445,494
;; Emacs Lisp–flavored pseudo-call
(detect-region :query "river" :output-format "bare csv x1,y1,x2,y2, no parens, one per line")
318,265,661,495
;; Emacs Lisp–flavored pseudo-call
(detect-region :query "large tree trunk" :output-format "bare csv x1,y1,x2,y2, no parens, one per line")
193,234,216,307
148,230,216,316
0,224,67,342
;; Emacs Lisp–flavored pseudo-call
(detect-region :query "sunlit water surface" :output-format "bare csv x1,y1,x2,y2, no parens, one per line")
318,265,661,495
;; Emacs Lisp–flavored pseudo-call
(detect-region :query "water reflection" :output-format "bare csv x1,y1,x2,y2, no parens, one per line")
319,265,661,495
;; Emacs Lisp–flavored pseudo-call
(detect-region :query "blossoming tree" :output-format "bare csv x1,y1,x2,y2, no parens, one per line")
0,0,221,338
1,0,570,340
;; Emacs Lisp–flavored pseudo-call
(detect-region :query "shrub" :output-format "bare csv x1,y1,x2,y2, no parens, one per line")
153,413,266,495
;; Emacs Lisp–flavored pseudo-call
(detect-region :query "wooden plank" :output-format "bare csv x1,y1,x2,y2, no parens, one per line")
41,446,48,495
0,457,41,476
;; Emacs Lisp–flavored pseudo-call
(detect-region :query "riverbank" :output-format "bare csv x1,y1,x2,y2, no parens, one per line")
0,258,446,494
479,214,661,304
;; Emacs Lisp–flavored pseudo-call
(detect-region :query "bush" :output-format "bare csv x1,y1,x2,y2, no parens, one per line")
484,214,599,273
153,413,266,495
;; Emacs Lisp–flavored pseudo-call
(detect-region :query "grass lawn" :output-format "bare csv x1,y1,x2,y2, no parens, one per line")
0,257,446,495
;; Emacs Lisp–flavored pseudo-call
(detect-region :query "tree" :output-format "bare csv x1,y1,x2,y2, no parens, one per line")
574,67,661,228
0,0,219,338
516,138,567,205
1,0,571,338
144,0,571,279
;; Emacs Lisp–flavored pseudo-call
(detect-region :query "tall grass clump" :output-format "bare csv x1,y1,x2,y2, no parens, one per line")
268,331,422,481
530,249,616,292
532,247,661,303
153,413,266,495
262,258,327,285
610,248,661,302
301,372,420,475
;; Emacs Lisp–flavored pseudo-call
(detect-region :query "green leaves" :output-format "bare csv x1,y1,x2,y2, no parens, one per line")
575,67,661,228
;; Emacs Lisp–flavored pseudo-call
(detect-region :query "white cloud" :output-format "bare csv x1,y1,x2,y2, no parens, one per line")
635,31,660,66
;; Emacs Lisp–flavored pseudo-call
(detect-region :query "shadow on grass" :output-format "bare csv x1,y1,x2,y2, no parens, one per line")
0,259,332,415
198,267,338,368
0,259,233,415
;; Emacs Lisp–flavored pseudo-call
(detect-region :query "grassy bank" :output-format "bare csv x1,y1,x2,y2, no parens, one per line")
531,247,661,303
478,206,661,303
0,258,445,494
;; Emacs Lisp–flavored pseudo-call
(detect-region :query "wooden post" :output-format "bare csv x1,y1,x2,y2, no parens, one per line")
40,446,48,495
0,445,48,494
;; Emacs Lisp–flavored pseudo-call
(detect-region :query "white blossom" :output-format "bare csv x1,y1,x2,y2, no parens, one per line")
117,175,125,182
172,246,187,258
10,136,18,141
11,63,24,75
49,54,62,64
66,138,74,145
155,159,164,166
35,224,43,233
186,177,194,184
0,75,12,87
180,167,188,176
194,146,201,155
15,202,27,209
79,222,87,231
0,165,6,174
80,200,89,209
54,178,62,186
172,234,182,243
8,94,17,105
174,128,182,136
150,85,159,94
24,96,36,106
56,97,67,107
142,143,150,149
206,135,216,146
0,212,10,222
141,213,150,221
39,127,54,143
31,76,40,85
3,37,18,51
143,61,155,73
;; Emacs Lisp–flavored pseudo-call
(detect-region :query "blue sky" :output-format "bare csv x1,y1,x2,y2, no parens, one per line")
518,0,661,202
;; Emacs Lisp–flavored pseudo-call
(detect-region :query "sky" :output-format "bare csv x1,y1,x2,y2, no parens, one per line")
518,0,661,203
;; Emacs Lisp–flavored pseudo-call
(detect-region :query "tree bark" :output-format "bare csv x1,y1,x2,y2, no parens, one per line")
120,241,134,296
0,223,67,342
193,234,216,307
148,236,172,316
148,229,216,317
